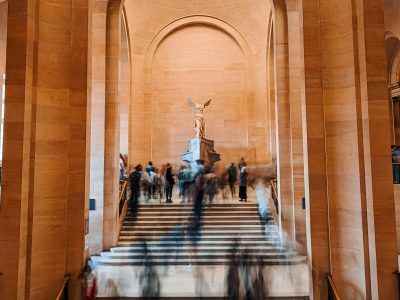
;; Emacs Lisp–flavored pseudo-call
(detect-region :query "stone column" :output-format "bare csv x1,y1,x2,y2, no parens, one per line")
0,0,89,298
354,0,398,297
88,0,107,255
67,0,90,298
302,0,332,298
273,0,296,246
0,0,33,298
287,0,306,253
0,0,7,116
103,0,122,250
302,0,398,298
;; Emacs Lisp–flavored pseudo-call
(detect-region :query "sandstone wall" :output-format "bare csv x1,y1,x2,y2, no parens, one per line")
124,0,272,168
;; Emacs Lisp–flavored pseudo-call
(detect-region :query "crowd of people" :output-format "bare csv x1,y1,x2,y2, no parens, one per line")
80,157,277,299
121,157,253,213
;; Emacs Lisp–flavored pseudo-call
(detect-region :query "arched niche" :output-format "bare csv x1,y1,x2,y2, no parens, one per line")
142,15,254,165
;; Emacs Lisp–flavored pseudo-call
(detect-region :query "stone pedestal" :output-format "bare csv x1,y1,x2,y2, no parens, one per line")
181,137,220,168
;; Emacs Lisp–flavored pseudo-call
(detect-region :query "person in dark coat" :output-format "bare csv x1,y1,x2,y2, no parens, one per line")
227,162,238,198
165,163,175,203
239,166,248,202
129,164,142,213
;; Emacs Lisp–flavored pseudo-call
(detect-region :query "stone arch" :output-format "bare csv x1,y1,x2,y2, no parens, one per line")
119,7,131,158
88,0,132,255
266,8,277,166
385,31,400,85
143,15,254,110
390,42,400,85
269,0,295,246
103,0,131,249
386,35,400,144
144,15,253,84
141,15,254,162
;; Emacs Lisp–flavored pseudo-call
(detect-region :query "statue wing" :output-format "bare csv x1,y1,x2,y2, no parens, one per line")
187,98,196,109
203,99,212,108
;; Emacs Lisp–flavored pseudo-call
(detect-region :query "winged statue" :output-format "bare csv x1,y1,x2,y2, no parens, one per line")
187,98,212,138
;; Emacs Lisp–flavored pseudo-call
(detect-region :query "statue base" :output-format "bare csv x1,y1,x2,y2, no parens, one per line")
181,137,221,168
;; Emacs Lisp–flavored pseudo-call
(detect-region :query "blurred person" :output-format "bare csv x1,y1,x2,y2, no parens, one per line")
187,173,205,266
139,258,161,299
226,243,240,300
165,163,175,203
194,266,210,297
254,179,271,238
238,157,247,171
105,279,119,297
204,171,217,207
81,259,97,300
172,223,184,260
239,248,252,299
141,169,150,202
252,257,268,300
239,166,248,202
255,179,269,220
153,168,164,200
218,170,229,200
128,164,142,213
181,166,194,203
119,153,127,180
177,165,186,197
148,168,156,199
159,221,184,275
146,161,154,175
193,172,206,223
227,162,238,198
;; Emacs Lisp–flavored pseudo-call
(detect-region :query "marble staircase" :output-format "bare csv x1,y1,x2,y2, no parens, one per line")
91,203,306,266
92,202,310,298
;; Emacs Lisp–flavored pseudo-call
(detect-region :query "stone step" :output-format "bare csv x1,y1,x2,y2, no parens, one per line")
132,204,259,208
110,245,287,253
91,255,307,266
117,240,284,247
120,225,277,231
91,203,302,269
127,211,265,216
124,215,268,221
127,204,260,214
123,220,273,226
118,236,281,242
119,230,279,237
99,251,297,260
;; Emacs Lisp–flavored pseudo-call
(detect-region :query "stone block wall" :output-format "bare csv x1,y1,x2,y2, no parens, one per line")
124,0,272,168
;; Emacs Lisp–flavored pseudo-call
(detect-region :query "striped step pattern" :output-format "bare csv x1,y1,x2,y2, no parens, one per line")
91,203,306,266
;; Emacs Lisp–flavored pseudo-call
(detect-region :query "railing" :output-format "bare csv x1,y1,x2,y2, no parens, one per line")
118,179,129,234
327,273,341,300
0,271,3,294
119,179,128,216
394,271,400,300
270,179,279,213
55,274,70,300
393,163,400,184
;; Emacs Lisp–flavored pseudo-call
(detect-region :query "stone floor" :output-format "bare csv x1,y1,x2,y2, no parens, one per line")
95,263,309,298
